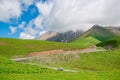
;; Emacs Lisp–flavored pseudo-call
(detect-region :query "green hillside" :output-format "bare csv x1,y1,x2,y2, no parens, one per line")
70,36,100,48
97,37,120,49
80,25,117,41
0,38,87,58
0,50,119,80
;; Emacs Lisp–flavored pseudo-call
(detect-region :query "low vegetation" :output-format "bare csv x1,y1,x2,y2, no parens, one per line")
0,50,120,80
97,37,120,49
0,38,87,58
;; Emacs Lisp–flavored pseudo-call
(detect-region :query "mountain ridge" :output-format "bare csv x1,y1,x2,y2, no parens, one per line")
37,30,83,42
78,25,118,41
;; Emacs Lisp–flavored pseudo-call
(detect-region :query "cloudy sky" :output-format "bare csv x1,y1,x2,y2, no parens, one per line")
0,0,120,39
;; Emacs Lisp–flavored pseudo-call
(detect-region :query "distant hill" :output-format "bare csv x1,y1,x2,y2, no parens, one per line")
37,30,83,42
97,37,120,49
70,36,100,48
79,25,118,41
105,26,120,36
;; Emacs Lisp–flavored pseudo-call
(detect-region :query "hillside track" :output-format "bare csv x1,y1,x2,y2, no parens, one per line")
12,46,105,61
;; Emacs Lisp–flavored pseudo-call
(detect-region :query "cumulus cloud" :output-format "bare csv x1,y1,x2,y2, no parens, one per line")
44,0,120,32
36,1,53,16
19,20,37,39
9,26,17,34
34,16,43,29
0,0,21,22
20,32,35,39
19,19,45,39
18,21,26,29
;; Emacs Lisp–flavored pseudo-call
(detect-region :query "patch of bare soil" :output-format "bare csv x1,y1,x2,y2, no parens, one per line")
0,42,7,46
28,45,103,57
12,46,105,62
79,47,97,53
28,49,65,57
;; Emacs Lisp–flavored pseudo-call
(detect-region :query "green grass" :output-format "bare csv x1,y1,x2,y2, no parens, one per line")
0,56,55,74
27,50,120,71
63,50,120,71
0,51,120,80
70,36,100,48
1,71,119,80
0,38,87,58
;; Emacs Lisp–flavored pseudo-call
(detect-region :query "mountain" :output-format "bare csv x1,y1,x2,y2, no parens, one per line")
105,26,120,36
37,31,58,40
79,25,118,41
97,37,120,49
37,30,83,42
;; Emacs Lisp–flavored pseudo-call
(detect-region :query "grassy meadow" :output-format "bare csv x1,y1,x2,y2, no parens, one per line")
0,38,120,80
0,50,120,80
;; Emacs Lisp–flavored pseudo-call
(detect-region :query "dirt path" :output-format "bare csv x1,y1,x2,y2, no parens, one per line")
28,49,64,57
28,46,104,57
11,46,104,62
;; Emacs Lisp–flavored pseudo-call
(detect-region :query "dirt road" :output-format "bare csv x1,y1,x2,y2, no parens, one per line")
11,46,104,62
28,46,104,57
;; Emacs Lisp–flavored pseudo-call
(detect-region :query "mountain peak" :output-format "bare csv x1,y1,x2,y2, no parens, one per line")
80,25,117,41
92,24,102,29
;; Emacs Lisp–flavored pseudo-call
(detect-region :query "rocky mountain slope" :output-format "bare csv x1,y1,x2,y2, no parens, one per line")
37,30,83,42
105,26,120,36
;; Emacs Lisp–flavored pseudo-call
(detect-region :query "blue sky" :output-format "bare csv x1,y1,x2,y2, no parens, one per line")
0,0,120,39
0,0,49,39
0,4,38,38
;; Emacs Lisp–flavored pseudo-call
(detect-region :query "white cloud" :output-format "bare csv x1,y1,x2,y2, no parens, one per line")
36,1,53,16
20,32,35,39
9,26,17,34
39,30,46,36
44,0,120,32
19,20,37,39
18,22,26,29
19,19,44,39
34,16,43,29
0,0,21,22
